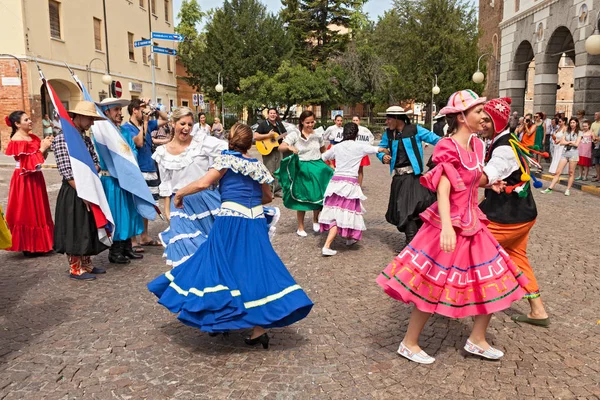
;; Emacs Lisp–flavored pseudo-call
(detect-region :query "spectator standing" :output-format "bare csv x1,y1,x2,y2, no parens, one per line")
515,117,525,140
576,120,593,180
508,111,519,133
52,113,62,136
254,108,287,196
542,117,582,196
549,117,567,174
576,109,585,123
191,112,211,138
42,114,53,138
211,117,224,139
591,112,600,134
520,114,536,148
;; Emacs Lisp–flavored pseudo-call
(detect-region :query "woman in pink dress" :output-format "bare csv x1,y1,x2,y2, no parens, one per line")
376,90,528,364
576,119,593,180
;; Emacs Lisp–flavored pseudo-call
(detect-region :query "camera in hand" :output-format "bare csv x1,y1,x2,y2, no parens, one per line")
525,118,531,124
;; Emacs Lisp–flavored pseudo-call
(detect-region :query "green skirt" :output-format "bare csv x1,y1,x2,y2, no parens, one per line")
275,154,333,211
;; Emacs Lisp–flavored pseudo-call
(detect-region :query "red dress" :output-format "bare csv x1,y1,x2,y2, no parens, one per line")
4,135,54,252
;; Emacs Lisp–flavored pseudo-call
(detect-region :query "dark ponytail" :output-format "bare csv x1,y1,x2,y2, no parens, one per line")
7,111,26,138
341,122,359,142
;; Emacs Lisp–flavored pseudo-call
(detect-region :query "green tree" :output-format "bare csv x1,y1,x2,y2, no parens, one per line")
372,0,483,107
330,24,391,121
175,0,205,89
179,0,294,102
282,0,367,67
239,61,338,119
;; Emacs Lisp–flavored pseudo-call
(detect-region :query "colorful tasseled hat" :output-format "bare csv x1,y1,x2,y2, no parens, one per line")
484,97,512,134
439,89,486,115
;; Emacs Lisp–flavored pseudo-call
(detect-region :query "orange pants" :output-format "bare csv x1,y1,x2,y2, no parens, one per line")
487,219,540,298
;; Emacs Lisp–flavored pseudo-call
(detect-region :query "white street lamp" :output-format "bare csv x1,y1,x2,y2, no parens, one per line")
215,73,224,128
87,57,111,94
585,10,600,55
431,75,440,129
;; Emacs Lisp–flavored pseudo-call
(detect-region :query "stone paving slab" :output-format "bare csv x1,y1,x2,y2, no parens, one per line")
0,151,599,399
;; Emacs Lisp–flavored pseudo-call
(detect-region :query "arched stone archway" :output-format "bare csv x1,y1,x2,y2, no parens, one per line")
40,79,81,116
505,40,534,116
534,26,575,117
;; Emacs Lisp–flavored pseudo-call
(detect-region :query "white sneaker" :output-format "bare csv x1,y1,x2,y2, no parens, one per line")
464,339,504,360
322,247,337,256
397,342,435,364
345,239,358,246
564,190,570,196
296,230,307,237
540,188,552,194
313,223,321,233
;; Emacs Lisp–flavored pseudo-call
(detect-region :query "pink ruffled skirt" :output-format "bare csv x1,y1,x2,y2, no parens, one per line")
319,176,366,240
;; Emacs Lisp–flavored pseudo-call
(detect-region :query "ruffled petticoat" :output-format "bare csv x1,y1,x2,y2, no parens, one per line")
318,175,366,240
159,189,221,267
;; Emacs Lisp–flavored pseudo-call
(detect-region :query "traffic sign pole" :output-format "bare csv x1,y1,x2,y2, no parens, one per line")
151,45,156,105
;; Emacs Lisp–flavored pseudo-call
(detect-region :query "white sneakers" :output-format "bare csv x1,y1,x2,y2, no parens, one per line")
463,339,504,360
322,247,337,256
313,223,320,233
296,230,307,237
564,189,570,196
397,342,435,364
397,340,504,364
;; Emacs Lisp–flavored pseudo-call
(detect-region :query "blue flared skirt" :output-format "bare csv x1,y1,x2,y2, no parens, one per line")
159,189,221,267
101,176,144,241
148,211,313,332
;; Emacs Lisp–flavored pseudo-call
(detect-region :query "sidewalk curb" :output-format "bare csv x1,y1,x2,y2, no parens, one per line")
534,172,600,197
0,164,57,169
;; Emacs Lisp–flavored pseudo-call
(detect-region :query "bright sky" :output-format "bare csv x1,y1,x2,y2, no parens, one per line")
173,0,478,29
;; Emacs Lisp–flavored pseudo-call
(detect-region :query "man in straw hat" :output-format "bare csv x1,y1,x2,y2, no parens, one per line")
95,98,145,265
479,97,550,327
377,106,441,246
52,101,109,281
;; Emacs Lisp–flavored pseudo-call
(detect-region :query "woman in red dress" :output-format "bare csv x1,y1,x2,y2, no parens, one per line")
4,111,54,255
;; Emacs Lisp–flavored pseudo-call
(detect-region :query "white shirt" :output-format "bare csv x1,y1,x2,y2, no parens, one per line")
283,129,325,161
483,130,519,184
153,135,227,197
322,140,379,177
324,125,344,143
356,126,374,145
191,122,211,138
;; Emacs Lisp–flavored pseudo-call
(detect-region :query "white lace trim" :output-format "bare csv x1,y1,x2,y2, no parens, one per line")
449,135,484,171
324,180,367,200
164,230,207,245
165,254,192,268
169,208,220,221
212,154,274,184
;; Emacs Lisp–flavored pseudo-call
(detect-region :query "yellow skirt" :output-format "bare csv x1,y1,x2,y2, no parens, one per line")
0,205,12,250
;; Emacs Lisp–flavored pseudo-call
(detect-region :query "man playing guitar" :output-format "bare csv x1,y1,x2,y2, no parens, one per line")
253,108,287,196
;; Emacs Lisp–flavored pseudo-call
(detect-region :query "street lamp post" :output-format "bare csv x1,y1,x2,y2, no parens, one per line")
585,10,600,55
431,75,440,129
215,73,224,129
87,58,112,95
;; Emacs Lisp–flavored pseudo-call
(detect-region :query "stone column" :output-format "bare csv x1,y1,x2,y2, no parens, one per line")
532,58,559,117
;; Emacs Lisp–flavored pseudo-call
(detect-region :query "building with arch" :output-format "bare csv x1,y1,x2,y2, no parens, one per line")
497,0,600,117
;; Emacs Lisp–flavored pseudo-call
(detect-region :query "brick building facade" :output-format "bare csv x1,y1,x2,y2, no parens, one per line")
478,0,504,98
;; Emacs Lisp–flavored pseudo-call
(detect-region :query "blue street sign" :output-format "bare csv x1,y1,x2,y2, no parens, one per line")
152,46,177,56
134,39,152,48
151,32,184,42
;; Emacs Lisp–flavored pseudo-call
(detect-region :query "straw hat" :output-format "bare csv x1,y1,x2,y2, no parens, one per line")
68,101,106,120
96,97,129,111
385,106,413,116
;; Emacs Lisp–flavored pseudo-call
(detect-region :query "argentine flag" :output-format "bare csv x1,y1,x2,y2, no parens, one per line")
71,74,158,221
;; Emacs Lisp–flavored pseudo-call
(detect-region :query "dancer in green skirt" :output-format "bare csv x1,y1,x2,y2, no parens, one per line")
276,111,333,237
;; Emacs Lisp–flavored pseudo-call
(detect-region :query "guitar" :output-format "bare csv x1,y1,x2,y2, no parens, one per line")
256,132,281,155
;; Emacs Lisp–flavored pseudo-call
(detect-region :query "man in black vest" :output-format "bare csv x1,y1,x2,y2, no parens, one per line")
479,97,550,327
377,106,441,245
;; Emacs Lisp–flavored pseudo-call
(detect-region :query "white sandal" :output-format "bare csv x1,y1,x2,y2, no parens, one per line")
397,342,435,364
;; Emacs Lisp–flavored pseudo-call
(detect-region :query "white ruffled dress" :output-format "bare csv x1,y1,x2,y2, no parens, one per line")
152,137,227,267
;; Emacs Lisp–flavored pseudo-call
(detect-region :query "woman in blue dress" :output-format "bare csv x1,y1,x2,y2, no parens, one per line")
148,123,313,349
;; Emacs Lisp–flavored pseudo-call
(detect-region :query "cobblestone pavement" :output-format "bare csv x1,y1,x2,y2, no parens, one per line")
0,150,599,400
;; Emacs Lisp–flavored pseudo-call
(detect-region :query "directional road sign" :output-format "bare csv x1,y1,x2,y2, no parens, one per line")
134,39,151,48
152,46,177,56
151,32,184,42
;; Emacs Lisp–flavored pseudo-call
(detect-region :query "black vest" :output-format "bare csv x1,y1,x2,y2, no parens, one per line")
479,134,537,224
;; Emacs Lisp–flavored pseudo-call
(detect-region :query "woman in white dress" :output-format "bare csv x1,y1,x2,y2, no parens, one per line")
153,107,227,267
549,117,567,174
351,115,374,187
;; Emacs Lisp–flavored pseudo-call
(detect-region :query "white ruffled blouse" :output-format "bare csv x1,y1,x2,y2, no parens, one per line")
152,135,228,197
